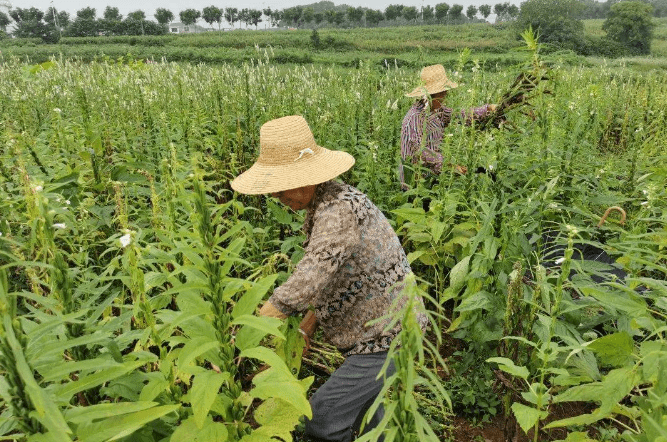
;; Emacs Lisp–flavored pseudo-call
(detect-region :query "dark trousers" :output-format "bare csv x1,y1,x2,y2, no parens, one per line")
305,352,394,442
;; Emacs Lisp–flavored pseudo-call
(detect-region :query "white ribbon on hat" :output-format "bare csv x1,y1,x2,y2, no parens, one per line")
294,148,315,162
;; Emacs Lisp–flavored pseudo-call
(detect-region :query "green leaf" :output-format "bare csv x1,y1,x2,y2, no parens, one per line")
177,337,219,370
64,402,159,425
511,403,545,434
231,274,278,319
241,346,291,371
232,315,284,341
235,324,269,351
245,398,304,442
448,256,471,294
190,371,228,429
250,370,312,419
486,357,530,380
550,365,639,426
53,359,150,403
170,415,228,442
144,272,168,292
3,317,71,439
267,199,293,225
456,290,491,312
587,332,634,367
76,405,179,442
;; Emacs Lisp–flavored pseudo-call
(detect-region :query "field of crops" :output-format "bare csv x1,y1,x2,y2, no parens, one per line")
0,37,666,442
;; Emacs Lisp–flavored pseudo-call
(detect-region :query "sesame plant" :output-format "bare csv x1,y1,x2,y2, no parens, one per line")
0,38,665,442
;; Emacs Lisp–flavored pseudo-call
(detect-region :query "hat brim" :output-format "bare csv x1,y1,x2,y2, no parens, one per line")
405,80,459,98
230,148,355,195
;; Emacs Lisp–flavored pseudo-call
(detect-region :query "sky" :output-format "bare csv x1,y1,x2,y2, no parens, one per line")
6,0,521,22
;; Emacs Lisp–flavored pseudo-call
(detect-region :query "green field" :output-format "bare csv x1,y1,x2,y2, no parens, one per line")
3,19,667,69
0,22,666,442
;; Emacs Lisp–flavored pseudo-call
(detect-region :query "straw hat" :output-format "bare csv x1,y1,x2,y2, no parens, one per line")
405,64,459,98
230,116,355,195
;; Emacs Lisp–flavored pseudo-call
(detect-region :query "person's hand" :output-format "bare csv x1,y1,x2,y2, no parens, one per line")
454,164,468,175
299,311,317,354
259,302,288,319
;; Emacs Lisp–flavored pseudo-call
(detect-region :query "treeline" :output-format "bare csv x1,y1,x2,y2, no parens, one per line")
0,0,665,47
0,2,522,43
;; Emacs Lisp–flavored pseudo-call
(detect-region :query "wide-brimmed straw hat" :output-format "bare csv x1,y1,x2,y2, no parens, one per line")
405,64,459,98
230,115,355,195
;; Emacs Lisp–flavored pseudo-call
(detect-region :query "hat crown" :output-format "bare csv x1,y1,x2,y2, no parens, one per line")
258,115,322,166
421,64,447,83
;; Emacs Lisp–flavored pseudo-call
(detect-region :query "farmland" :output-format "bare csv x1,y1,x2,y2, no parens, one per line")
1,21,667,442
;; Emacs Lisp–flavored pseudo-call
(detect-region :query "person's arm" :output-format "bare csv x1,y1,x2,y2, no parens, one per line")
459,104,497,125
262,200,361,317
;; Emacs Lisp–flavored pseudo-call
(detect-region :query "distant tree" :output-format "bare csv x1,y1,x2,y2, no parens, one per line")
238,8,249,28
99,6,121,34
127,10,146,21
263,7,272,26
65,7,98,37
179,8,201,26
516,0,585,50
248,9,263,29
603,1,654,54
45,6,69,29
333,11,345,26
202,6,223,29
0,11,11,32
479,4,491,20
76,7,96,20
435,3,450,22
449,4,464,21
347,6,364,25
313,12,324,25
493,0,516,22
302,7,315,25
103,6,122,21
224,7,238,28
384,4,405,21
269,10,282,27
154,8,174,26
324,9,336,24
422,5,435,21
9,7,54,40
466,5,478,20
403,6,418,21
366,9,384,26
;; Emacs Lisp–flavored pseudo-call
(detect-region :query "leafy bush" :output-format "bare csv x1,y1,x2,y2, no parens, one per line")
515,0,586,52
603,1,656,55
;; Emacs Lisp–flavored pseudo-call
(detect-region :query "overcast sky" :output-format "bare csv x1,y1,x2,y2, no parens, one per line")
7,0,521,22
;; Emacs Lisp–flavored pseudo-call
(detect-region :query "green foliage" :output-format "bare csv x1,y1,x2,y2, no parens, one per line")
603,1,655,55
0,36,665,441
516,0,586,51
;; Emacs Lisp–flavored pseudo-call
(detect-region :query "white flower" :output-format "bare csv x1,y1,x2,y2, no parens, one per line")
0,232,2,237
65,200,71,205
53,108,62,113
53,223,67,230
640,201,649,206
488,164,494,171
119,233,132,248
642,190,648,196
555,257,565,265
33,185,43,192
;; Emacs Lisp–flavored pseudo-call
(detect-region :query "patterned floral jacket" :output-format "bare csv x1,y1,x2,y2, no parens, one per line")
267,180,427,356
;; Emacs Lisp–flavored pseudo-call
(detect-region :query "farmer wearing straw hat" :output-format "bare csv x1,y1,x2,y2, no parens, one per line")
400,64,497,189
231,115,427,442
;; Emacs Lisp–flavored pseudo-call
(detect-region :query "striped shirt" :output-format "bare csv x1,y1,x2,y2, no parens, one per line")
399,100,493,185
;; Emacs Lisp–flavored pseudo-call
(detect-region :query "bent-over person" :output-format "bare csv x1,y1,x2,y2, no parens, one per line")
231,115,427,442
400,64,496,189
